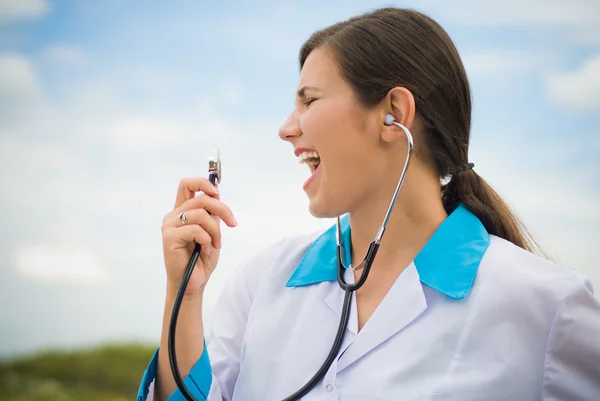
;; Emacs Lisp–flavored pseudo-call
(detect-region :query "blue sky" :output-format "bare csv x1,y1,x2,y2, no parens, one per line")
0,0,598,358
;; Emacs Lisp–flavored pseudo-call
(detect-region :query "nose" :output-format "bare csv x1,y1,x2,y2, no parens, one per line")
278,110,302,142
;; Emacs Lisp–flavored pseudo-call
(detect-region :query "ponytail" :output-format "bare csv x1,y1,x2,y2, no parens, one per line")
442,170,542,255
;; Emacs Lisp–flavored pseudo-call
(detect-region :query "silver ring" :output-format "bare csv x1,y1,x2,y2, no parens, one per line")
178,211,188,225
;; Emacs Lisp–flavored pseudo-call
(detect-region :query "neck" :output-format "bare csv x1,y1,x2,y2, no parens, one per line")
348,166,447,272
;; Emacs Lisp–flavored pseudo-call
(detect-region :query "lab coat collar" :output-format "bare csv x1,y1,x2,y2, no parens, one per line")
285,204,490,299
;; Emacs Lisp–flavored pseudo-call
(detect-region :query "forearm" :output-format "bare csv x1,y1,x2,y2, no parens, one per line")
154,286,206,401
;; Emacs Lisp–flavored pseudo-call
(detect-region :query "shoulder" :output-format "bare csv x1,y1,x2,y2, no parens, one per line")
477,235,594,304
455,236,600,396
470,235,597,341
467,235,599,361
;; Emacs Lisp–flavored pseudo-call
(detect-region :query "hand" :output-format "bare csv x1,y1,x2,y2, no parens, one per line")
161,177,237,296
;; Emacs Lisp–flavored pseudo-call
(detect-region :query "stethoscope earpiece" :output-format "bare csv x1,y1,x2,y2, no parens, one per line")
384,113,395,126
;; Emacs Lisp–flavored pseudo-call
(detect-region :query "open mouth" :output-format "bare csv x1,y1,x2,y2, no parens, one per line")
298,150,321,174
297,149,322,190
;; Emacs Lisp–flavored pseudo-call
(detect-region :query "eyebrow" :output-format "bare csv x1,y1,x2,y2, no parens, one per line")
296,85,319,98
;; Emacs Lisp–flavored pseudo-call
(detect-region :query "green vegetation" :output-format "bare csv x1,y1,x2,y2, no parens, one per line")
0,343,156,401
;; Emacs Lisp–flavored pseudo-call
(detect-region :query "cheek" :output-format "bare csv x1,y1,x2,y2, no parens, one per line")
299,101,357,143
299,100,373,170
298,105,330,138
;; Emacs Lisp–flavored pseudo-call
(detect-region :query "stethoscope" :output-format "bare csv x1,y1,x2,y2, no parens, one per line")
169,113,413,401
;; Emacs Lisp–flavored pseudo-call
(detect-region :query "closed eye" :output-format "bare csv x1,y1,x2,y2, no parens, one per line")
304,97,318,106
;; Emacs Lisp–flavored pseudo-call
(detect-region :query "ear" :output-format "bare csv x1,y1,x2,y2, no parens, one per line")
381,87,416,143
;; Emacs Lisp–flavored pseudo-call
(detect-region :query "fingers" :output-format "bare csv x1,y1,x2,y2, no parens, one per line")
166,177,236,255
164,208,222,249
174,177,219,209
174,194,237,228
164,225,214,255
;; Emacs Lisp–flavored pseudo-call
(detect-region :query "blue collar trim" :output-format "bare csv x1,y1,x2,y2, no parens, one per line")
285,204,490,299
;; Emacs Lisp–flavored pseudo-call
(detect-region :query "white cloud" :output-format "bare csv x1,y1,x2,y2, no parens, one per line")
220,82,245,105
0,53,42,123
570,27,600,46
426,0,600,27
0,0,50,23
108,108,233,151
462,51,545,77
0,53,40,101
418,0,600,45
546,55,600,111
12,246,109,284
126,68,172,93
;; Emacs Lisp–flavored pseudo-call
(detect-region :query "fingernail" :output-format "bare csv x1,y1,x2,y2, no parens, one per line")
212,185,219,194
232,215,238,226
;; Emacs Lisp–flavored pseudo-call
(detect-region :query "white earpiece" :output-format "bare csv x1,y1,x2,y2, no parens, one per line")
384,113,395,126
382,113,414,152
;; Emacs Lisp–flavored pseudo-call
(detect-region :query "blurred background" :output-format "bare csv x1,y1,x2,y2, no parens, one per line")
1,0,598,399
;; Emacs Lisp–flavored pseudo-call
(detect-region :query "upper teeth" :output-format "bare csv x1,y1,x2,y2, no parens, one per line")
298,150,320,164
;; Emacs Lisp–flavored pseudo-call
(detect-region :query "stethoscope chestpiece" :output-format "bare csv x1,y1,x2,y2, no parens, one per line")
208,145,221,185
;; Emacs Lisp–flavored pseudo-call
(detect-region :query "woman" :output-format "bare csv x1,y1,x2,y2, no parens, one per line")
137,7,600,401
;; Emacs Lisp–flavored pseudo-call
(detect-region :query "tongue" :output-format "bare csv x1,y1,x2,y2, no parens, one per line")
311,161,321,174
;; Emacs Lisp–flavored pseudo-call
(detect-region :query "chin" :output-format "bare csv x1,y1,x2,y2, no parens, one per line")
307,195,345,219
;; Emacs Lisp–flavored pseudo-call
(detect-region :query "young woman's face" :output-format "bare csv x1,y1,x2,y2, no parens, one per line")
278,47,385,218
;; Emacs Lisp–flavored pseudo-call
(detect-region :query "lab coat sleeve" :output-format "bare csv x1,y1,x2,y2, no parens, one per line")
136,240,281,401
136,342,215,401
541,276,600,400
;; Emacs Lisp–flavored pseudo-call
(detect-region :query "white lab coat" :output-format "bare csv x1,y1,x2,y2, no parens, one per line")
136,205,600,400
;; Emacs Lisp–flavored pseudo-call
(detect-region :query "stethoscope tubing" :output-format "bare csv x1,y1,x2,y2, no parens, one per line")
284,118,414,399
169,118,413,401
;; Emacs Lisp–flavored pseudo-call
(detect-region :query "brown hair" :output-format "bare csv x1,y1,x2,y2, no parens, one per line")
300,7,541,254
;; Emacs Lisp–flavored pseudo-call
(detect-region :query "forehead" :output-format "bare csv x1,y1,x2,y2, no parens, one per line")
298,47,342,89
